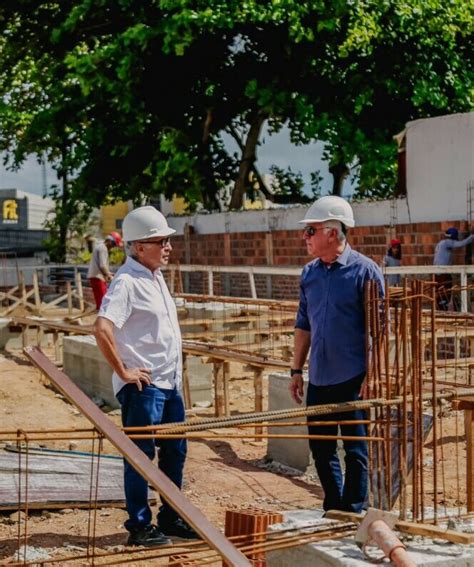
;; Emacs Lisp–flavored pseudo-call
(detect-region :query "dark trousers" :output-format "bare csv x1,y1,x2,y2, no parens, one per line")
117,384,186,532
307,373,368,513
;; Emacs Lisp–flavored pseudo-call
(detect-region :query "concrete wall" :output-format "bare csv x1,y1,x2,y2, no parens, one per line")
63,335,213,409
63,335,118,409
267,372,310,471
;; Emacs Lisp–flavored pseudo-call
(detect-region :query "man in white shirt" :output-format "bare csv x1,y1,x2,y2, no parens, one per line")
94,206,198,547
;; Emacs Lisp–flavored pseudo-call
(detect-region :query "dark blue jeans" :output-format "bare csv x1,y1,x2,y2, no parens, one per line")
307,373,368,513
116,384,187,532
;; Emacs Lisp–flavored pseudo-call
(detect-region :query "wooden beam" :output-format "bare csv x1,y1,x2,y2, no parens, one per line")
24,346,250,566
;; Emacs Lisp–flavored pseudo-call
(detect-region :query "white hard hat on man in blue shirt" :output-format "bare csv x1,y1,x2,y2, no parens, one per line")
300,196,355,228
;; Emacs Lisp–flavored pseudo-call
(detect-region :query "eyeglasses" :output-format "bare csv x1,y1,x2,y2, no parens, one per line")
137,238,172,248
303,226,331,237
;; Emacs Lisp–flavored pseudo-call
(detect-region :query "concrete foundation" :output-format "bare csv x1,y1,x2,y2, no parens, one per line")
63,335,213,410
0,317,50,350
267,372,310,471
63,335,118,409
267,510,474,566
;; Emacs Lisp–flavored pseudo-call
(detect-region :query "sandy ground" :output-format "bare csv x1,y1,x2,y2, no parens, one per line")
0,346,324,564
0,338,469,565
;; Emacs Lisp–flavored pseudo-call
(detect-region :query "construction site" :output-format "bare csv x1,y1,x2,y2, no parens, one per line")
1,246,474,566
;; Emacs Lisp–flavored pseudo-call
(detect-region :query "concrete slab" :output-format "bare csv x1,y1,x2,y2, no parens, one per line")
267,510,474,566
267,372,310,471
63,335,213,410
63,335,118,409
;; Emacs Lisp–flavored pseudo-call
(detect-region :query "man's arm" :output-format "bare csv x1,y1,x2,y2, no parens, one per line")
94,316,151,391
451,233,474,249
289,328,311,405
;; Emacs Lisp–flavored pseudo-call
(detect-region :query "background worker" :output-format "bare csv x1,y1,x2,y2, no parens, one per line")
433,227,474,310
289,196,385,513
94,206,198,547
87,231,123,309
382,238,402,286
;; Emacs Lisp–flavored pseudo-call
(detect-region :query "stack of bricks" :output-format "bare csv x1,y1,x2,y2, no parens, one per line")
224,508,284,567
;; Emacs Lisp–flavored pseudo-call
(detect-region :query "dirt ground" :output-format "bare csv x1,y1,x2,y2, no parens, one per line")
0,345,324,564
0,339,469,565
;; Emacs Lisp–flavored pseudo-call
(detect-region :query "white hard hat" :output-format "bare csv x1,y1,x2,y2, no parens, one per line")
122,206,176,242
300,196,355,228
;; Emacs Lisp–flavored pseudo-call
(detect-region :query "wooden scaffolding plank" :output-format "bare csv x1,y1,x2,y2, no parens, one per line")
24,346,250,567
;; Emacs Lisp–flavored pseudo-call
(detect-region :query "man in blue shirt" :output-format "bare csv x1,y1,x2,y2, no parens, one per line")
289,196,384,513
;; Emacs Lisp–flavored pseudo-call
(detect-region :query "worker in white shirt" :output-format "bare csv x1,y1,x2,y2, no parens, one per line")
94,206,198,547
87,231,123,309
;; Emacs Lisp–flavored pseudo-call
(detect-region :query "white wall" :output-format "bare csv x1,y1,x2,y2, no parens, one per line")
405,112,473,222
167,113,473,235
166,199,412,235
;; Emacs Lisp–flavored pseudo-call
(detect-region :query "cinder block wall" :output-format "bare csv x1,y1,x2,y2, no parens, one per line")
171,220,470,269
169,218,470,296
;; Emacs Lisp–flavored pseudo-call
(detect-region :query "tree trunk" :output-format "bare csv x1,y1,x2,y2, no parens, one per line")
229,113,267,210
329,162,349,196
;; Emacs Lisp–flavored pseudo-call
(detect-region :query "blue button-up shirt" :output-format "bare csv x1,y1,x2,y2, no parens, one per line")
295,244,385,386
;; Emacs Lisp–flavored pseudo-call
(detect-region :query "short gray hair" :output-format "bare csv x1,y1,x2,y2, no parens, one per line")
325,220,346,243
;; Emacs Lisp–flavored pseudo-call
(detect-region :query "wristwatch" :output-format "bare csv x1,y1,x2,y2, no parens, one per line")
290,368,303,377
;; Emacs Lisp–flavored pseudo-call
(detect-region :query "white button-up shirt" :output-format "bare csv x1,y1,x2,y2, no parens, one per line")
99,256,182,396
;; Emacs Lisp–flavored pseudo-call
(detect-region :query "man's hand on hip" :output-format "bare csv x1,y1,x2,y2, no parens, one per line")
289,375,304,405
121,368,152,391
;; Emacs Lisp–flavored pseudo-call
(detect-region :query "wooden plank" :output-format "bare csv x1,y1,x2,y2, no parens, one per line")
24,346,250,567
325,510,474,545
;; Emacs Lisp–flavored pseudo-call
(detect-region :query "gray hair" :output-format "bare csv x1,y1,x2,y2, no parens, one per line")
325,220,346,243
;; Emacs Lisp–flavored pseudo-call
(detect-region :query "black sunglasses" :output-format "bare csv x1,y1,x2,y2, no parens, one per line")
303,226,331,237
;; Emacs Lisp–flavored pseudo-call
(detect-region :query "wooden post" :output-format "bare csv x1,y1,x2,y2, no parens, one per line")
223,361,230,416
265,232,274,298
75,270,85,312
182,353,192,409
66,281,73,315
213,361,225,417
253,367,264,440
53,331,61,364
19,271,27,309
22,325,29,349
32,271,41,314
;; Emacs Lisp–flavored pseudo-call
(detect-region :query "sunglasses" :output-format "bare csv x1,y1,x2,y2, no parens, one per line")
137,237,171,248
303,226,331,237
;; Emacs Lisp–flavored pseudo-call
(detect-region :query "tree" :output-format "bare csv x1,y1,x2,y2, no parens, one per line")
0,0,472,218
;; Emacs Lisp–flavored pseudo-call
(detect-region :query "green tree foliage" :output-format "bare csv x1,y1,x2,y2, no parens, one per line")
0,0,472,221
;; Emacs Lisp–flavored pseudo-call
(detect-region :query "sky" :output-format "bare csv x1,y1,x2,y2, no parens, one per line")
0,126,351,199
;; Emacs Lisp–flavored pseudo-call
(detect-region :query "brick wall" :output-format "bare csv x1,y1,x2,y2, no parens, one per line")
171,219,471,269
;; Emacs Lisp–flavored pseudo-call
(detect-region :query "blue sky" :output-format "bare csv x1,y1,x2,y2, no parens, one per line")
0,126,350,198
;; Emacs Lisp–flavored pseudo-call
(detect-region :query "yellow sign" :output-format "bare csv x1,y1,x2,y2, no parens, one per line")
3,199,19,223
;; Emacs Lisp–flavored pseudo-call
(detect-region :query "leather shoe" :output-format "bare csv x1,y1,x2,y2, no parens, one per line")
127,524,171,547
160,518,200,539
